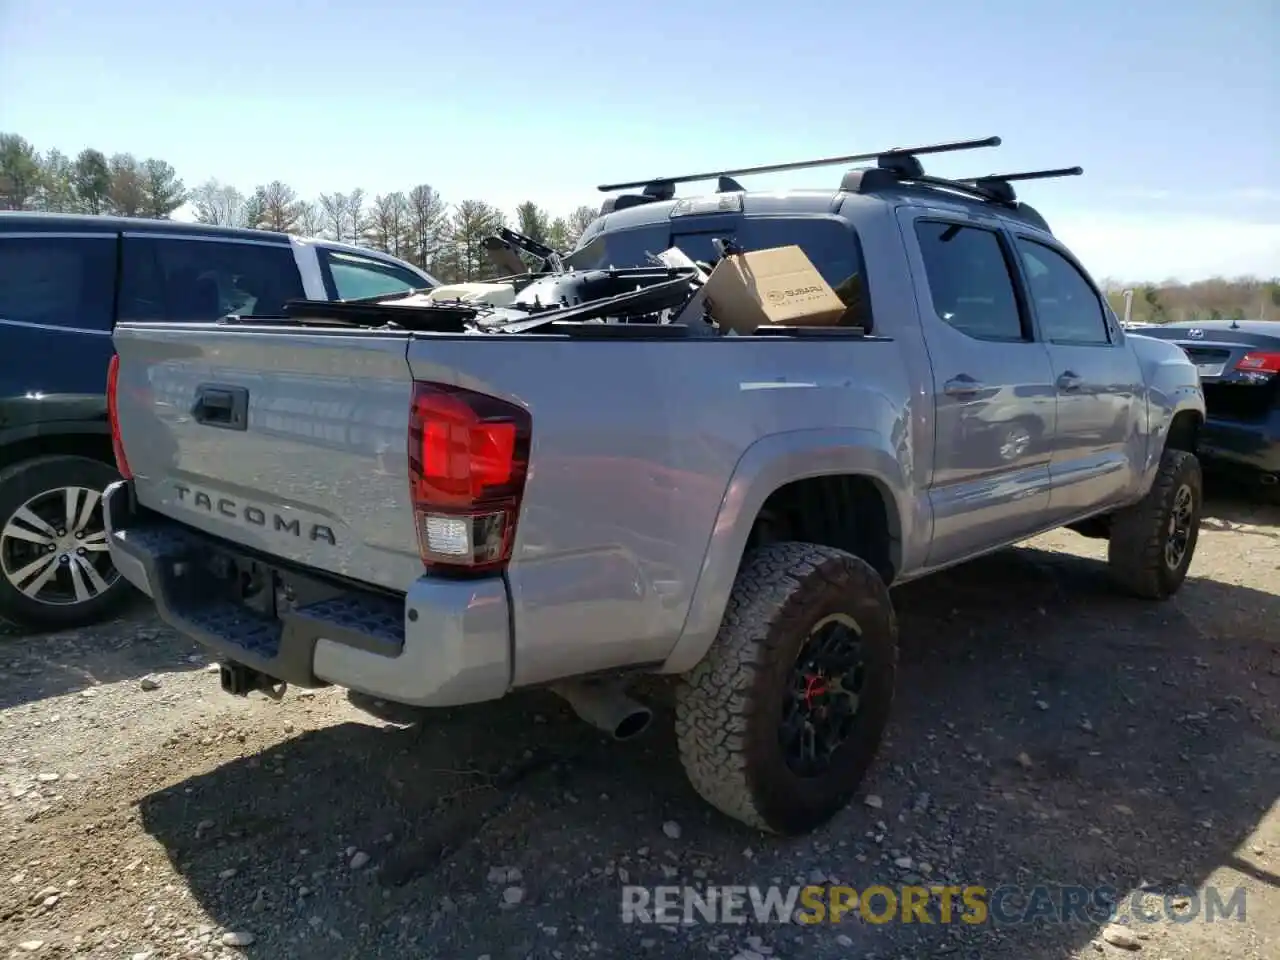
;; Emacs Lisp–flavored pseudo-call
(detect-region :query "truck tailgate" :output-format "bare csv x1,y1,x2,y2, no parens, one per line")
112,323,424,592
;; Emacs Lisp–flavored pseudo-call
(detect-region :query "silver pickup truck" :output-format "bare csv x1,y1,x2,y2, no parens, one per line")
104,138,1206,835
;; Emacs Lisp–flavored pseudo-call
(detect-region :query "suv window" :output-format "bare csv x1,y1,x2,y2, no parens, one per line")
0,235,116,333
321,249,427,300
119,236,304,322
1015,238,1111,345
914,221,1026,341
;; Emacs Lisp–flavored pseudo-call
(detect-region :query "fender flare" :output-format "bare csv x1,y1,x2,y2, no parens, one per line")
659,427,911,675
1142,387,1206,485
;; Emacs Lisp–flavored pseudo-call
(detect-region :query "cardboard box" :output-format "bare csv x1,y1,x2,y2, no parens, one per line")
700,245,849,334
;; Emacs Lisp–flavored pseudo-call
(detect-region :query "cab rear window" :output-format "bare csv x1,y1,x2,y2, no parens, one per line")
572,216,871,327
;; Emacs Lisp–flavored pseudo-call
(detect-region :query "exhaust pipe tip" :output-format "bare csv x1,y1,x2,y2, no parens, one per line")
552,680,653,741
1260,473,1278,487
611,705,654,741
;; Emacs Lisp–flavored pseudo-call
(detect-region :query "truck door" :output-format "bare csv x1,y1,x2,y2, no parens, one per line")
901,212,1057,567
1007,235,1144,520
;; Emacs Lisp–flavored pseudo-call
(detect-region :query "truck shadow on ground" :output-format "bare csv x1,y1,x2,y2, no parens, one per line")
136,519,1279,960
0,594,206,710
1202,471,1280,533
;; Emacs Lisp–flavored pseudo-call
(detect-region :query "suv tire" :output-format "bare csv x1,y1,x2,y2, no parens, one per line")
1107,449,1203,600
0,455,133,632
674,541,897,835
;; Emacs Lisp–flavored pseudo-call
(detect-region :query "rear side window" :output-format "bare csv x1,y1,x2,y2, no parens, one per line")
119,237,304,322
914,221,1027,341
1015,238,1112,345
320,249,427,300
0,235,116,333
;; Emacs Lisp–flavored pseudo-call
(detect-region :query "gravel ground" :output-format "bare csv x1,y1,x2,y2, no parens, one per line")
1,486,1276,960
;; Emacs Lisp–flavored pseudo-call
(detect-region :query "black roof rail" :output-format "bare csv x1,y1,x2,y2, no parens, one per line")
597,135,1001,193
840,163,1082,232
839,167,1003,203
595,137,1002,215
955,166,1083,203
593,140,1081,229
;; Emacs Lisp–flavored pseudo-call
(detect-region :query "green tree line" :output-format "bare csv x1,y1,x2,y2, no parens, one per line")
3,131,1278,304
0,132,598,282
1100,277,1280,325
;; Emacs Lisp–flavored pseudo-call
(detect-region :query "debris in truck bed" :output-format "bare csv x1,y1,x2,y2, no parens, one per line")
275,244,869,338
280,263,708,335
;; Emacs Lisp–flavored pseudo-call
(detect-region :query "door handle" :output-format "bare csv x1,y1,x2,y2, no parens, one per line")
1056,371,1084,392
943,376,984,397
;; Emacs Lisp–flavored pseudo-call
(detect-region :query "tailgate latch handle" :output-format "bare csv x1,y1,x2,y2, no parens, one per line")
193,384,249,431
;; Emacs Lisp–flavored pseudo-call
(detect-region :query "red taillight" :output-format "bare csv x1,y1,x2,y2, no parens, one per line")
408,382,531,573
1235,351,1280,374
106,354,132,480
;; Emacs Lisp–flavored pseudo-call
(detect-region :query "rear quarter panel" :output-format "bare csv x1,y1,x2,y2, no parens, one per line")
407,334,920,686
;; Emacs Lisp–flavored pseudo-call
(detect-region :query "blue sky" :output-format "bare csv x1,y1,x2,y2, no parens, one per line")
2,0,1276,281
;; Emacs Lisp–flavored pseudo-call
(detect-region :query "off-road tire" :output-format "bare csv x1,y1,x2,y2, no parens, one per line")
1107,449,1203,600
0,455,133,632
674,541,897,835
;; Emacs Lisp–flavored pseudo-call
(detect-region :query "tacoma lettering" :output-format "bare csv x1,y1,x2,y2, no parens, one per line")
174,484,336,545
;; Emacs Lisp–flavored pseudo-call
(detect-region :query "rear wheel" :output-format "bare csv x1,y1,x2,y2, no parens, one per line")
675,542,897,835
1107,449,1203,599
0,455,133,632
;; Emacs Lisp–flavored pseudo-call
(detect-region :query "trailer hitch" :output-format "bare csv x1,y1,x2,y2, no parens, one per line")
219,661,287,701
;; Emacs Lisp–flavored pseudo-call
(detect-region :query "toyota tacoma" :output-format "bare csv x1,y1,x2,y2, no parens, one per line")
103,136,1206,835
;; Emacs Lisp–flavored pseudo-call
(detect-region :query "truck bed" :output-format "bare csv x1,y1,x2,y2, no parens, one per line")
110,318,910,685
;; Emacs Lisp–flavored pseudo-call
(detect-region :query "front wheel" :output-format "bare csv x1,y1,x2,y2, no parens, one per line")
1107,449,1203,599
0,455,134,632
674,542,898,835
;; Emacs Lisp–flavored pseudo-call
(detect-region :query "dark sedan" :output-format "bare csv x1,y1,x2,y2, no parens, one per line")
1129,320,1280,500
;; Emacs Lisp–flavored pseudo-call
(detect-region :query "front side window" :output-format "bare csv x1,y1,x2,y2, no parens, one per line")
0,235,116,332
120,236,304,322
1015,238,1111,345
321,250,428,300
914,221,1027,341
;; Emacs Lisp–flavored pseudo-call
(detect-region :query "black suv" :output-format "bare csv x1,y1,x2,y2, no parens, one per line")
0,213,436,631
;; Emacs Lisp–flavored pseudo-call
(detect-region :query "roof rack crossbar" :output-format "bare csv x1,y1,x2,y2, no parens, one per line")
956,166,1083,185
597,135,1002,193
897,174,1013,206
849,163,1083,209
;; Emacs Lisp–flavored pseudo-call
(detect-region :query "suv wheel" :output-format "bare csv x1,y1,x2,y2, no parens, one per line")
675,541,897,835
1107,449,1203,599
0,455,133,632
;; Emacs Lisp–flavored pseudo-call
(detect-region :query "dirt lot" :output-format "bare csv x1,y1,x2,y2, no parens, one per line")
1,487,1277,960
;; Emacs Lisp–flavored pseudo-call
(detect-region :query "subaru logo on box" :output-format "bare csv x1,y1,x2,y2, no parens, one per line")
1188,328,1205,339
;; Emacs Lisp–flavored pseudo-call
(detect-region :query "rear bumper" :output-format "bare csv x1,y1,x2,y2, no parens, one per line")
103,480,512,707
1198,410,1280,475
